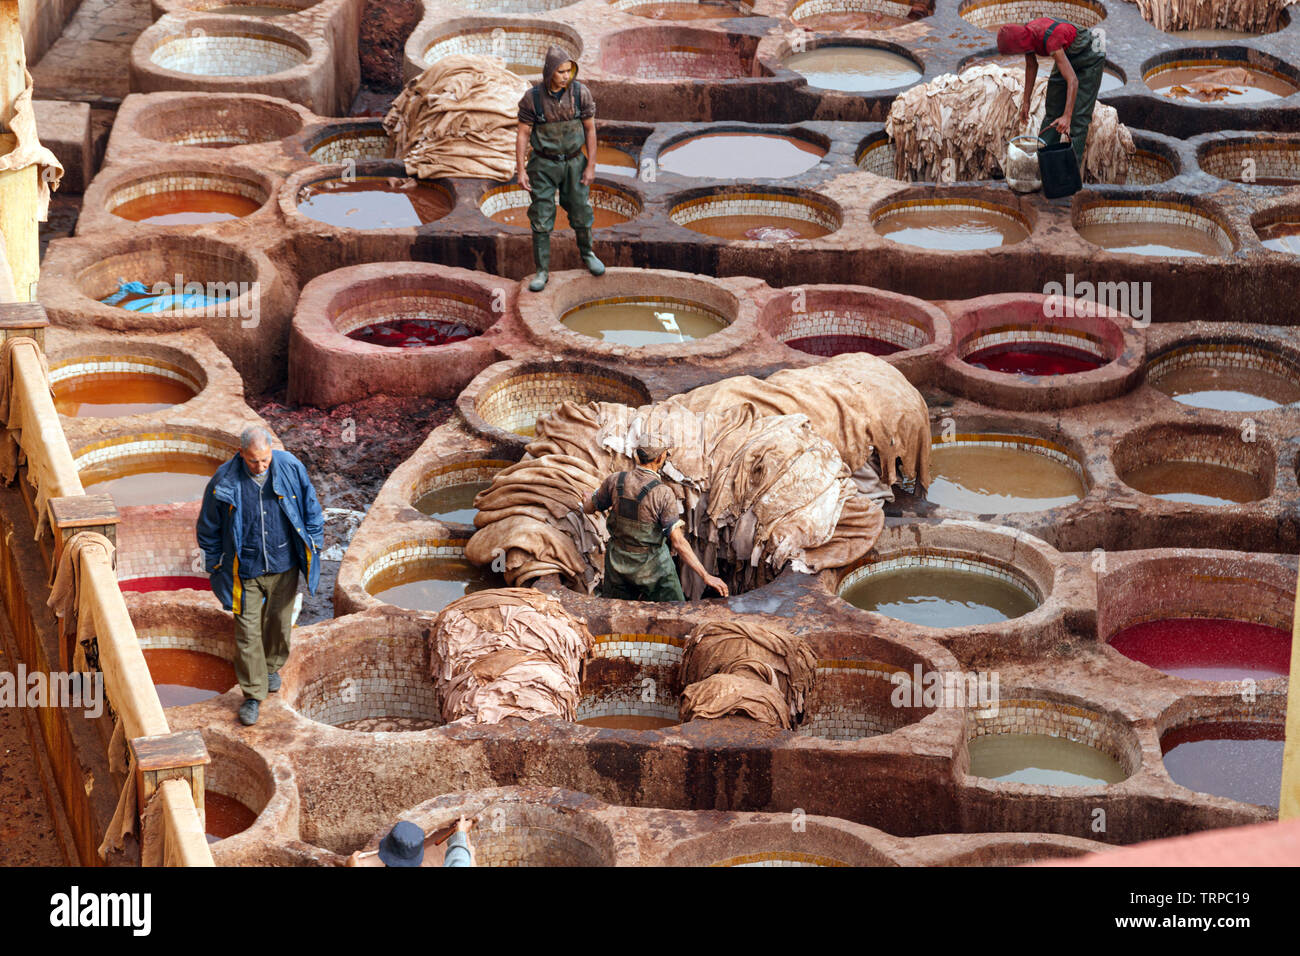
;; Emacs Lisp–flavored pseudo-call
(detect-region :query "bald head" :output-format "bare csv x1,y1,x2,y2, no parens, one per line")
240,426,274,476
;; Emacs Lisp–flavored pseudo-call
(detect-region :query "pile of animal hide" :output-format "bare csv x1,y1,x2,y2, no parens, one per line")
1127,0,1295,33
678,621,817,729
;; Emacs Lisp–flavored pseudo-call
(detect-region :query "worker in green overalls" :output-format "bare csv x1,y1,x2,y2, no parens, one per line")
515,46,605,292
998,18,1106,171
582,442,730,602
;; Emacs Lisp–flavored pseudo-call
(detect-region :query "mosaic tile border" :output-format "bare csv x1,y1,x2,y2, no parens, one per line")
959,0,1106,31
930,433,1087,484
150,33,309,77
776,307,930,350
106,172,270,214
968,696,1138,779
1146,342,1300,401
422,28,579,70
308,129,393,164
960,325,1110,362
331,290,493,337
714,851,849,866
74,433,234,471
413,459,514,506
670,192,842,233
136,631,234,661
873,198,1031,236
839,551,1043,605
479,184,641,223
791,0,914,22
475,370,649,435
856,138,897,178
1075,200,1234,253
49,356,204,396
1199,139,1300,183
360,538,470,590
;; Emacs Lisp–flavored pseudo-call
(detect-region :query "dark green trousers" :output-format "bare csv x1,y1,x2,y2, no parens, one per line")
526,152,594,234
601,543,685,602
234,568,298,700
1039,33,1106,170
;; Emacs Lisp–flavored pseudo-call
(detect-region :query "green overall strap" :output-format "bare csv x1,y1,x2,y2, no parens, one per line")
530,80,580,126
1041,18,1064,48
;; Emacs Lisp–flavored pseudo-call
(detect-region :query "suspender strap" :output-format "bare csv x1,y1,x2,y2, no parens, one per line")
634,477,661,505
532,84,544,123
1041,18,1063,49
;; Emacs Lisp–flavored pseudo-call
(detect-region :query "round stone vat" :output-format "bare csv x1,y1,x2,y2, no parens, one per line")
561,295,727,347
593,143,638,177
838,552,1042,628
872,196,1031,250
1253,205,1300,255
361,540,503,614
1098,552,1295,683
444,0,580,10
1145,338,1300,412
103,166,272,226
203,735,275,843
128,93,304,148
1111,422,1274,506
599,27,760,79
1160,719,1284,809
664,821,890,866
1075,197,1236,257
1198,136,1300,187
669,187,842,240
942,293,1144,410
789,0,924,31
73,236,262,316
964,694,1138,788
460,359,652,442
926,834,1105,865
1125,135,1180,184
855,131,897,179
958,0,1106,30
152,0,322,14
926,432,1088,514
288,627,440,732
50,351,204,418
75,431,235,508
576,633,685,730
412,456,518,527
479,179,641,230
1143,51,1300,105
290,161,453,230
656,126,828,179
305,120,393,164
783,42,922,93
147,22,310,75
129,597,237,708
758,284,947,369
413,19,582,80
328,272,493,348
798,658,936,741
611,0,755,18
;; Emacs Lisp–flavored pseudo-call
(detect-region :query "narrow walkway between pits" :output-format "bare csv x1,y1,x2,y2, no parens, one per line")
30,0,150,106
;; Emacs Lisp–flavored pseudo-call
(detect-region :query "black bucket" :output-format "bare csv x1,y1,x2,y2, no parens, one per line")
1038,141,1082,198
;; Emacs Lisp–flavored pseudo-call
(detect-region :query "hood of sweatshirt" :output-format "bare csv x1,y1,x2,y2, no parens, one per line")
542,45,577,89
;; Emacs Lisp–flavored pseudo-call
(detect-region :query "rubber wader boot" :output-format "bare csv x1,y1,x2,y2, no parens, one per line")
529,232,550,292
574,226,605,276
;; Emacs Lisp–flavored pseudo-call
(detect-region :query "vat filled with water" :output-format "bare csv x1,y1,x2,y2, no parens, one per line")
54,372,196,417
784,46,921,92
561,298,727,346
840,563,1039,626
415,481,490,523
1121,460,1267,505
367,559,502,612
144,647,236,707
113,190,261,225
658,132,825,179
927,439,1085,513
1148,347,1300,411
1161,722,1284,808
296,177,453,229
1147,63,1298,104
1076,220,1229,257
968,733,1127,786
82,455,217,507
205,791,258,842
1110,618,1290,681
670,191,839,240
594,144,637,177
873,202,1029,249
1258,221,1300,254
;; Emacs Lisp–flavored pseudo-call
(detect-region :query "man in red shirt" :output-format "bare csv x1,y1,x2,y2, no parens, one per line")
997,17,1105,172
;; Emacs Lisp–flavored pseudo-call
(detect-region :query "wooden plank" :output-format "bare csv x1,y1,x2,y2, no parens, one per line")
0,301,47,330
1280,565,1300,818
12,343,83,500
0,0,23,131
158,779,215,867
131,729,209,773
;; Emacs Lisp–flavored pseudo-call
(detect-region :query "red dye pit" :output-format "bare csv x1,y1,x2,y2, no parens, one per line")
204,790,258,842
784,334,902,357
1161,722,1284,808
144,647,236,707
347,319,476,349
121,575,211,593
965,343,1105,375
1109,618,1291,681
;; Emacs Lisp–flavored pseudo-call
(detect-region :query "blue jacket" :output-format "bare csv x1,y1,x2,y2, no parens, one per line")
196,450,324,613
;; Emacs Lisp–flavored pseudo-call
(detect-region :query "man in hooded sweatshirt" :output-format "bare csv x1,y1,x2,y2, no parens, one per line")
515,46,605,292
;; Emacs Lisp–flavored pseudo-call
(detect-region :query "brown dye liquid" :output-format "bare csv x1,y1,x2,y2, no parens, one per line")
143,648,236,708
514,423,536,438
562,302,726,346
414,481,490,523
842,566,1037,627
876,208,1028,249
113,189,262,225
783,47,922,92
297,177,452,229
368,560,502,612
595,144,637,177
1077,221,1225,257
578,714,678,729
1154,364,1300,411
1149,66,1296,104
204,3,298,13
968,734,1127,787
1259,221,1300,254
658,132,825,179
1123,460,1267,505
798,10,908,29
633,0,751,18
334,716,440,732
204,791,257,843
489,195,629,230
54,372,195,418
684,213,831,240
82,455,216,507
927,444,1085,513
1169,27,1263,41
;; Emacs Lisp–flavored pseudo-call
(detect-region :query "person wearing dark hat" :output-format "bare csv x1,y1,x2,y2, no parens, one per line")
378,821,425,867
997,17,1105,171
582,441,730,602
516,46,605,293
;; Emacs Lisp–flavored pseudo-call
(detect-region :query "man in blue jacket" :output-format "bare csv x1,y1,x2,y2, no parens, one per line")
196,426,324,726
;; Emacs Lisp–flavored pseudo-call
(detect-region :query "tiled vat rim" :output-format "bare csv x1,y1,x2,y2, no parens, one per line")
1146,58,1300,89
857,138,896,179
413,459,513,502
959,324,1110,362
1147,342,1300,394
1200,140,1300,181
476,370,648,433
960,0,1106,30
480,184,641,222
609,43,755,82
671,193,842,231
800,659,918,741
48,355,204,394
74,433,235,470
840,552,1042,604
106,172,270,211
1076,200,1235,251
332,290,492,336
1115,431,1270,479
714,851,850,867
561,296,730,326
296,663,440,728
308,128,393,164
590,632,684,665
1128,148,1177,186
968,697,1138,777
777,307,930,349
360,539,469,589
422,28,578,68
136,629,233,660
874,197,1030,232
150,33,310,77
791,0,915,21
933,433,1087,483
612,0,754,8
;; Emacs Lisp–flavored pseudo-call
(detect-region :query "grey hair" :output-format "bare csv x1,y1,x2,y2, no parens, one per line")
240,426,275,451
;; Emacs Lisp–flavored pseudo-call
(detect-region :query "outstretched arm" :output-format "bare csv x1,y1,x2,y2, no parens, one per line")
1047,49,1078,136
668,525,730,598
1021,54,1039,126
517,123,532,192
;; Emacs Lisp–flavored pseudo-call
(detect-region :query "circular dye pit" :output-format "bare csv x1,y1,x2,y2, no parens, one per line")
783,46,922,93
560,296,728,346
839,556,1040,627
205,791,258,842
1146,60,1299,104
470,363,651,439
611,0,753,18
134,96,304,148
53,368,198,418
1258,221,1300,254
1121,461,1267,506
121,576,211,593
872,199,1030,250
577,634,683,730
1110,618,1291,681
1075,202,1233,257
80,454,219,507
958,0,1106,30
600,27,756,79
479,181,640,230
798,660,935,740
1161,722,1284,808
790,0,917,30
420,24,580,78
414,460,513,524
1146,342,1300,411
594,144,637,177
295,176,453,229
959,324,1109,376
364,553,503,613
1113,425,1273,506
968,734,1127,786
670,190,840,240
307,124,393,164
292,630,441,732
111,188,262,224
203,3,300,14
144,648,236,707
1199,139,1300,186
928,436,1086,513
658,132,825,179
149,30,309,76
768,291,935,358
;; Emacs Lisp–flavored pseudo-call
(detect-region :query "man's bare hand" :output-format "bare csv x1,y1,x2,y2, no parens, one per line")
580,162,596,187
704,574,730,598
518,168,532,193
1047,115,1070,137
